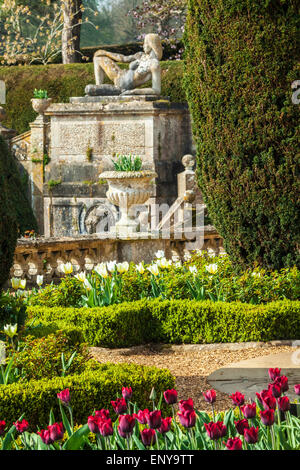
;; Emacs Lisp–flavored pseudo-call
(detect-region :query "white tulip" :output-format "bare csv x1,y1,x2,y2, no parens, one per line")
175,261,182,268
107,260,117,273
155,250,165,259
19,279,26,289
156,257,169,269
147,264,159,276
189,265,198,275
136,263,145,274
116,262,129,274
4,324,17,338
94,263,108,278
60,262,73,274
36,275,44,287
11,278,20,290
205,263,218,274
75,272,86,282
83,279,92,291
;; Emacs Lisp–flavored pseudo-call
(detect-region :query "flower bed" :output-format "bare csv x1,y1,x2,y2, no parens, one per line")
27,298,300,348
0,362,174,430
0,369,299,450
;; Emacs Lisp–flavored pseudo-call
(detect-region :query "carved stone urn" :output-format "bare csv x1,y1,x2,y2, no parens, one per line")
99,170,157,235
31,98,52,122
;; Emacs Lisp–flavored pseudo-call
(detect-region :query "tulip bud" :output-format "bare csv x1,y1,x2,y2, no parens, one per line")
14,419,29,433
204,421,221,440
99,419,113,437
178,398,194,412
229,391,245,407
133,409,149,425
95,409,110,420
278,396,290,412
37,429,53,445
178,410,196,429
141,428,156,447
234,419,249,435
294,384,300,396
149,387,157,401
241,403,256,419
244,426,259,444
48,422,64,442
268,383,281,398
268,368,281,381
111,398,127,415
203,389,216,404
118,415,135,436
122,386,133,401
163,389,178,405
260,409,275,426
145,410,162,429
262,394,277,411
225,437,243,450
274,375,289,393
158,417,172,434
57,388,70,406
88,415,100,434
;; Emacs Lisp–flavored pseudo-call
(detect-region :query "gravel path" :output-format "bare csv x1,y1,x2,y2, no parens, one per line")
90,344,296,412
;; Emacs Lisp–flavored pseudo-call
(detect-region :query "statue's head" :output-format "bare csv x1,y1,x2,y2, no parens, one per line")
143,34,163,60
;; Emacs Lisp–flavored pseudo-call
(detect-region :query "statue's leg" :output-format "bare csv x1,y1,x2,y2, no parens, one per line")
93,56,121,86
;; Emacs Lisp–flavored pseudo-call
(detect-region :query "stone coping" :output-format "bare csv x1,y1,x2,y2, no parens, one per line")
91,339,297,356
16,225,218,249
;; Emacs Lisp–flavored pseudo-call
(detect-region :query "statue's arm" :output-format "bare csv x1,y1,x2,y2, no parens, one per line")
94,50,142,64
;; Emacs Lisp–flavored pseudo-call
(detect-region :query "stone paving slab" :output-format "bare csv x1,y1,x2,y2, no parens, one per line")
208,351,300,400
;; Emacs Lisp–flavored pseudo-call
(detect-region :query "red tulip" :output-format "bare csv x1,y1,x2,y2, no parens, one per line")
260,409,275,426
178,409,196,429
133,409,149,425
204,421,223,440
203,389,216,404
95,409,110,420
111,398,127,415
244,426,259,444
99,419,113,437
37,429,53,445
0,421,5,437
234,419,249,435
158,417,172,434
268,368,281,381
268,383,281,398
122,387,133,401
262,394,277,411
278,396,290,412
57,388,70,405
178,398,194,412
229,391,245,407
216,421,227,438
274,375,289,393
14,419,29,433
163,389,178,405
145,410,162,429
140,428,156,447
118,414,135,436
48,422,64,442
225,437,243,450
294,384,300,396
241,403,256,419
256,389,271,404
88,415,100,434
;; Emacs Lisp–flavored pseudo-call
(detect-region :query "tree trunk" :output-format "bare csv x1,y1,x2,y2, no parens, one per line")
61,0,83,64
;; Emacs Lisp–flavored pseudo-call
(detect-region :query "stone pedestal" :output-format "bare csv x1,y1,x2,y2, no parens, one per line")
43,97,193,237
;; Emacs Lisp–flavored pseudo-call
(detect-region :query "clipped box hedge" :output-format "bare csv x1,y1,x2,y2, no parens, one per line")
0,362,175,430
27,299,300,348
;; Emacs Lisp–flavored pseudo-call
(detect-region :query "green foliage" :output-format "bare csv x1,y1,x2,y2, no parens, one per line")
10,331,89,382
29,276,84,308
0,362,175,429
27,298,300,348
112,153,143,172
0,61,185,134
0,137,37,289
0,290,27,330
33,89,48,99
184,0,300,270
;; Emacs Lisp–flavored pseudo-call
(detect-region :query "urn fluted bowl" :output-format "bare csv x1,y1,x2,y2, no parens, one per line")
31,98,52,115
99,170,157,234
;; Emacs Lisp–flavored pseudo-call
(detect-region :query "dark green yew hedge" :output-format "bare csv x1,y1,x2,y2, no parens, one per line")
0,362,175,430
184,0,300,270
27,299,300,348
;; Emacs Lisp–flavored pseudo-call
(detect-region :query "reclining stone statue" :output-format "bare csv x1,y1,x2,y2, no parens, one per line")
88,34,163,97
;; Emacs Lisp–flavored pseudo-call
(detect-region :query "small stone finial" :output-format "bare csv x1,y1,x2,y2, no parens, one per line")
182,154,195,171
